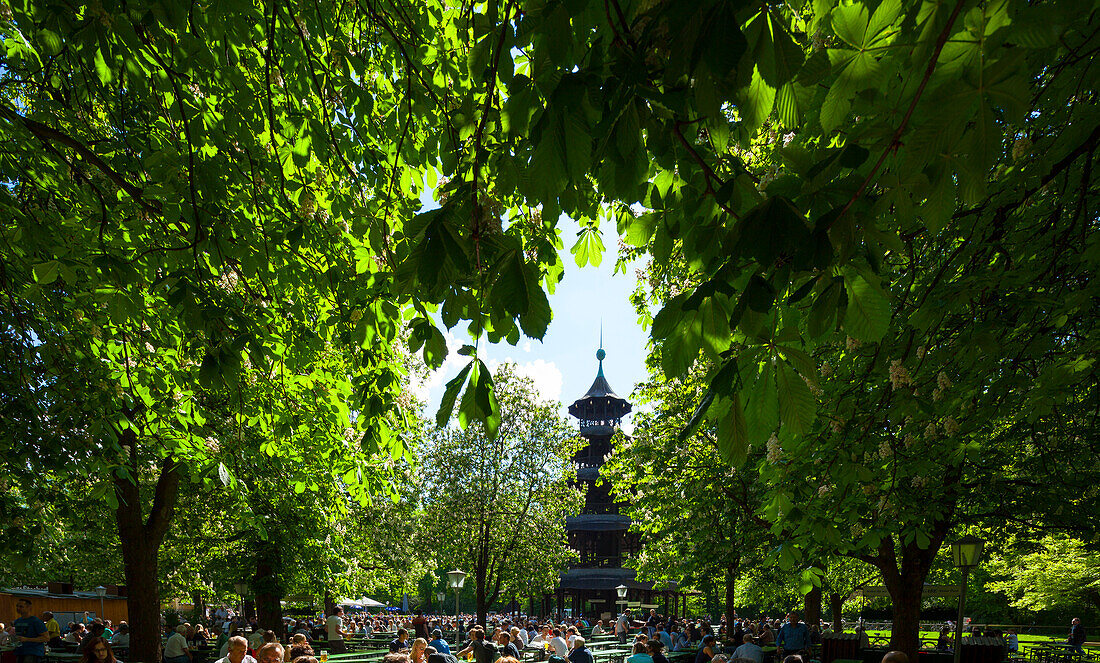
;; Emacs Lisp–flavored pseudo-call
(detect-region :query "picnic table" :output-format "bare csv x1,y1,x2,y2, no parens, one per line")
592,648,633,663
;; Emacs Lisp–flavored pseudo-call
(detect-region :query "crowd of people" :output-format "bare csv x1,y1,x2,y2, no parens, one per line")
0,598,130,663
3,596,1089,663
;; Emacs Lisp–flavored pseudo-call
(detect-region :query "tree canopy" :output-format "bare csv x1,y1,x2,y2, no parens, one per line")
3,0,1100,656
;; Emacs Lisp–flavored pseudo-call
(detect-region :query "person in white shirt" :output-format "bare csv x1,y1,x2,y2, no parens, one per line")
66,624,87,644
165,625,192,663
550,629,569,656
216,637,257,663
327,608,349,654
732,635,764,663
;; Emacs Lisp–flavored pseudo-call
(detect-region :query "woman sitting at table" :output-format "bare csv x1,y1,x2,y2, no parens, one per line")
674,630,692,652
648,640,670,663
695,635,718,663
628,642,654,663
287,634,314,661
410,638,429,663
78,637,117,663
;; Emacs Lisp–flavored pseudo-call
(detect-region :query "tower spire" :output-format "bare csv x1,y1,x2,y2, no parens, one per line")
597,322,605,377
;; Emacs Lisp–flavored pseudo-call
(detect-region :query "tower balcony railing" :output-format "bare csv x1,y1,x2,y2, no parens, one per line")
574,555,623,569
577,418,622,429
579,501,618,515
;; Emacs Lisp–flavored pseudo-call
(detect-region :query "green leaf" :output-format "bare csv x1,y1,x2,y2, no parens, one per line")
776,82,800,128
717,393,749,466
571,226,605,267
844,274,891,342
94,48,112,84
744,363,779,444
832,3,869,49
33,261,60,285
436,362,473,427
776,362,816,436
739,66,776,132
494,250,531,316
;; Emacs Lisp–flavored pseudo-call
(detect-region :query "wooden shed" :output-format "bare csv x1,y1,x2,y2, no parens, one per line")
0,586,129,626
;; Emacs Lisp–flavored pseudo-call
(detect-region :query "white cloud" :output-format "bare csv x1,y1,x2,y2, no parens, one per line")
488,357,564,404
407,330,466,403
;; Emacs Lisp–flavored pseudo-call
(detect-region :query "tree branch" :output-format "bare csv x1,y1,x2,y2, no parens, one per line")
0,104,160,215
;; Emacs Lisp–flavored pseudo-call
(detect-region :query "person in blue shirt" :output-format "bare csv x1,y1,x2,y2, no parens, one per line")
775,613,811,656
14,598,50,663
429,630,452,655
658,626,673,652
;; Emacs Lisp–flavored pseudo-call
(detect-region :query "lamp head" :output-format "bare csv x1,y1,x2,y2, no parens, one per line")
447,570,467,589
616,584,628,599
950,535,985,568
95,586,107,598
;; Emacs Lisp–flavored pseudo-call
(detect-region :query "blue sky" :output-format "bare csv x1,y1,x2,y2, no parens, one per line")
411,192,650,433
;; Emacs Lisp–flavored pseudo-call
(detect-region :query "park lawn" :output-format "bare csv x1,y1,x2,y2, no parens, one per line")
864,630,1063,652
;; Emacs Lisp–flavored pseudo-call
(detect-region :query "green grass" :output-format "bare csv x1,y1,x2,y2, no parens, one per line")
863,630,1064,652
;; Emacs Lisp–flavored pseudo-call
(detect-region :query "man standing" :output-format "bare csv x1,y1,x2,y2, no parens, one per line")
616,609,632,645
776,613,810,657
327,608,349,654
13,598,49,663
1068,618,1086,654
646,610,660,638
413,611,430,642
42,612,61,647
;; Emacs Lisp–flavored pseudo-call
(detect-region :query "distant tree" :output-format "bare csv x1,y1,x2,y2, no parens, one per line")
986,535,1100,613
419,364,583,626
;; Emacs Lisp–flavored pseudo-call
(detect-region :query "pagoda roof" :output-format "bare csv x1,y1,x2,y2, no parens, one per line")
568,346,632,418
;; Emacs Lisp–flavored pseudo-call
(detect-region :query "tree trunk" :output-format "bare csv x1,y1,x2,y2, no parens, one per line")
324,590,336,618
829,593,845,632
254,545,284,637
871,534,948,661
804,563,824,628
114,447,181,663
886,576,923,659
724,558,738,626
804,583,822,629
192,590,207,623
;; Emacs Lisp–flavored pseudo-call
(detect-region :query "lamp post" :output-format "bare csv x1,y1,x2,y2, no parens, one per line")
950,535,985,663
437,592,445,616
234,582,247,620
95,586,107,619
616,584,628,617
447,570,466,641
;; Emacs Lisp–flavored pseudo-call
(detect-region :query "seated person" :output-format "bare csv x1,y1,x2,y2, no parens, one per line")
628,642,654,663
110,624,130,648
733,635,764,663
